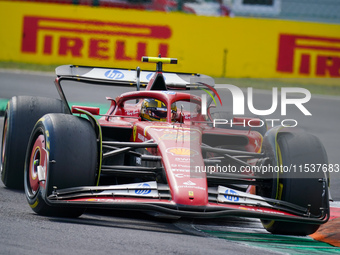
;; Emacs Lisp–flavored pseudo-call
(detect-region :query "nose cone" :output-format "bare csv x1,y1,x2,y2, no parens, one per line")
143,123,208,206
171,178,208,206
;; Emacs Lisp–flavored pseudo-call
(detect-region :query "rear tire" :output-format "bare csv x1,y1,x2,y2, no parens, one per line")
260,131,329,235
1,96,68,189
24,114,97,217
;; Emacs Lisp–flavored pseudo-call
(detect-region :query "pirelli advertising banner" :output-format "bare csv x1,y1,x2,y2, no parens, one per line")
0,1,340,78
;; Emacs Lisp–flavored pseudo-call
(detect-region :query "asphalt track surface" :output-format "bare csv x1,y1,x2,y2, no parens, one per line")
1,70,340,254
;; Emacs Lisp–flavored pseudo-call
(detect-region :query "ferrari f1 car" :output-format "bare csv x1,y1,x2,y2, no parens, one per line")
1,57,330,236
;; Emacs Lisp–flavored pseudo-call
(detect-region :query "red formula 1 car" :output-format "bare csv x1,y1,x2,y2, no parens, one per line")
1,57,330,235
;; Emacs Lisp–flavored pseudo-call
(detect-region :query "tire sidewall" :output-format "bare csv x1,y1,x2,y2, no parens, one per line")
24,113,97,217
24,123,50,214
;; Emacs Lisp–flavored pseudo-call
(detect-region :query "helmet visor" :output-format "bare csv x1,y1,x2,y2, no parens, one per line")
146,107,167,119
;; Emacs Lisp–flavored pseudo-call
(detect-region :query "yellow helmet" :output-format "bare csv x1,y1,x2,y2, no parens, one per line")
140,99,177,121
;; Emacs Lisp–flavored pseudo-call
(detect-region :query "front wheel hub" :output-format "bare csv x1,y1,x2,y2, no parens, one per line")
27,134,47,197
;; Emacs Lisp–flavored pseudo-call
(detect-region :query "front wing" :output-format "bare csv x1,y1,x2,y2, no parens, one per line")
45,181,329,224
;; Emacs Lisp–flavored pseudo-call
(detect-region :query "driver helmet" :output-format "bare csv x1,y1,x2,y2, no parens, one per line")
140,99,177,121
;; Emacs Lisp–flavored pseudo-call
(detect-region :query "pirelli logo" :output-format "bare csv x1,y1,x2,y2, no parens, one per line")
277,34,340,77
21,16,172,61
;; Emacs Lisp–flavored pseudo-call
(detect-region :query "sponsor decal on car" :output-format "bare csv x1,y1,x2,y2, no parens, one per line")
217,186,272,207
174,174,190,178
183,180,196,186
81,182,159,197
224,189,239,202
135,157,142,165
135,183,152,195
160,133,192,141
146,73,154,81
125,109,139,116
171,168,190,173
144,126,201,136
175,157,194,163
166,147,198,157
137,133,147,142
178,185,206,191
105,70,124,79
171,164,190,168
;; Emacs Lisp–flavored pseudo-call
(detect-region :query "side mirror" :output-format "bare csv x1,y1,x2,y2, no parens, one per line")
179,104,184,124
71,105,100,115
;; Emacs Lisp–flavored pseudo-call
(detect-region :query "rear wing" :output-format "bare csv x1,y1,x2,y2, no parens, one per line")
55,65,214,89
54,58,217,114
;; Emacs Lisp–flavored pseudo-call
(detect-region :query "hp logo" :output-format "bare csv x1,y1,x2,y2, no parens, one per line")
146,73,166,81
224,189,239,202
105,70,124,79
135,183,151,195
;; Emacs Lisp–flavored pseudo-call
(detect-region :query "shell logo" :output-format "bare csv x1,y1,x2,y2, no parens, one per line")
166,147,198,157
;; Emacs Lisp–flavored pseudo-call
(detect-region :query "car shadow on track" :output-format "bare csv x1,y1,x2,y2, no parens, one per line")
48,209,193,236
47,208,261,237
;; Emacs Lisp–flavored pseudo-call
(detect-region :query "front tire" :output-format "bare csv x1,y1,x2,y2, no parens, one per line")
24,114,97,217
260,131,329,235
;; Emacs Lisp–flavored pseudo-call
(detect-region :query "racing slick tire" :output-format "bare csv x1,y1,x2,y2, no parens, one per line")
260,131,329,236
24,114,97,217
210,111,267,137
1,96,68,189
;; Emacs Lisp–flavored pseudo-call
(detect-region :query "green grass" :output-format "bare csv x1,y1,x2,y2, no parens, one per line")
0,61,59,72
1,61,340,96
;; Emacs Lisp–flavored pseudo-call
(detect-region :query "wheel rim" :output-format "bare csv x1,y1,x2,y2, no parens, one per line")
27,134,47,197
0,117,8,174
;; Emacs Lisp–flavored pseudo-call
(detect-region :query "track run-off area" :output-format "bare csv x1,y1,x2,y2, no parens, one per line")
1,69,340,254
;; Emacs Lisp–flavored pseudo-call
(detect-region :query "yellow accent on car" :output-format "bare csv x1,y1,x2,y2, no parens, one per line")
133,126,137,141
141,56,177,64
